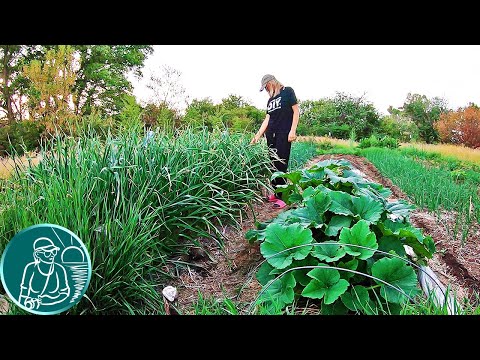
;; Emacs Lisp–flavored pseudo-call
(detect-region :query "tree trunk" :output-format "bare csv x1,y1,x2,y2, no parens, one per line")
1,46,16,123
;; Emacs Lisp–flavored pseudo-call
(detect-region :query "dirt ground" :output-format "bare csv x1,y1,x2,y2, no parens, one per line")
173,154,480,314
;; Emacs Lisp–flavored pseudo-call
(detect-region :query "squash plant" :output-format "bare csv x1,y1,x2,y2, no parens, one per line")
246,159,436,314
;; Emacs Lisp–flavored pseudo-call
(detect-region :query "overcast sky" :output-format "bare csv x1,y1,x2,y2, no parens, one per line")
130,45,480,115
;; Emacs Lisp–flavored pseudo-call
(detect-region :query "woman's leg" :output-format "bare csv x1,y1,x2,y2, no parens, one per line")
266,131,291,200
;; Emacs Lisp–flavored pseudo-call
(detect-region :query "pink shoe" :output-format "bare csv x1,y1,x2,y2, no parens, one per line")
267,194,278,202
272,199,287,209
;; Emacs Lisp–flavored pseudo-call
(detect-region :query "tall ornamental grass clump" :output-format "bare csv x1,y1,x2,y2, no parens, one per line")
0,127,271,314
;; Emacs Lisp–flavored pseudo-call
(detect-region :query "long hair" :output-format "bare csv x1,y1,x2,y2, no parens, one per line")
267,78,284,98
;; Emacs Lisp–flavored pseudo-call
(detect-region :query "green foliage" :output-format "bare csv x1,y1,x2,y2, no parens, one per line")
115,94,143,126
358,135,399,149
247,159,435,314
288,141,320,171
182,95,263,132
72,45,154,116
183,98,218,129
0,45,42,123
1,46,153,122
401,93,448,143
190,292,239,315
141,102,179,133
298,93,381,139
371,257,420,303
260,223,314,269
0,120,44,156
379,114,419,142
69,110,114,139
302,268,350,304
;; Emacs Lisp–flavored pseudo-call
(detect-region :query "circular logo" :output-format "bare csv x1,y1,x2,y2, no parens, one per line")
0,224,92,315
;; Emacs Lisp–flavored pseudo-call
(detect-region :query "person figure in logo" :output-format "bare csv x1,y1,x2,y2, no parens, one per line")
18,237,70,310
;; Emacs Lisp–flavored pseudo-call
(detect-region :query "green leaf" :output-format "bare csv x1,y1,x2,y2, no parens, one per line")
325,168,361,185
371,257,420,304
424,235,436,255
385,199,416,220
378,235,407,258
273,183,297,204
270,257,318,287
352,194,384,224
328,191,355,216
339,220,378,260
337,258,358,280
245,229,262,244
325,215,353,237
271,170,302,185
321,300,349,315
301,186,317,201
288,193,304,204
299,168,326,188
379,220,435,259
271,209,297,226
302,267,350,304
290,191,331,228
256,261,276,286
313,159,352,169
340,285,375,314
378,219,407,235
259,272,296,309
260,223,314,269
311,242,346,262
355,181,392,199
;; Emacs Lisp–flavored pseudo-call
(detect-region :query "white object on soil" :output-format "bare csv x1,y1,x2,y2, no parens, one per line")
405,244,458,314
162,286,178,302
418,265,459,315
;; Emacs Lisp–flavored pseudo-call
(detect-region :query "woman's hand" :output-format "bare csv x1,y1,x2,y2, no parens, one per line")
288,131,297,142
250,135,260,144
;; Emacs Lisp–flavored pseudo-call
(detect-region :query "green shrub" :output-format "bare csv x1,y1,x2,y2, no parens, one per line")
358,135,398,149
0,121,45,156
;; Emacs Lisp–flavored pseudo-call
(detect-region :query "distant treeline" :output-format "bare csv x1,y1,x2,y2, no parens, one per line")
1,45,478,156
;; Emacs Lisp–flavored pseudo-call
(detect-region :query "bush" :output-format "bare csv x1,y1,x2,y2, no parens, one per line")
298,93,381,139
379,114,420,142
0,120,45,156
358,135,399,149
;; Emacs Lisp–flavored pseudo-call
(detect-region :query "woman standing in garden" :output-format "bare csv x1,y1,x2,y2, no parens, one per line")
250,74,299,209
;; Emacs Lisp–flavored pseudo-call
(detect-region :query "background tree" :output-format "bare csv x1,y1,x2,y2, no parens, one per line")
183,98,218,129
23,45,78,131
0,45,43,123
435,104,480,148
72,45,153,117
1,45,153,123
402,93,448,143
379,113,419,142
297,92,380,139
145,64,189,113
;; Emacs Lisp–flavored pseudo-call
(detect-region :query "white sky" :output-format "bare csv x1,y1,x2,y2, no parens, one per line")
130,45,480,115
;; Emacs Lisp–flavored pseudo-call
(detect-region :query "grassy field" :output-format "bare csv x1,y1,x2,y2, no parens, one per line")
298,135,357,148
402,142,480,165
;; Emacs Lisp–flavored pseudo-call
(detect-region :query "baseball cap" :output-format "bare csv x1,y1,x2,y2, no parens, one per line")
33,237,60,252
259,74,276,91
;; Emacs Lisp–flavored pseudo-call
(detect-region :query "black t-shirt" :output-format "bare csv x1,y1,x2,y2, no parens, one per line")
266,86,298,132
